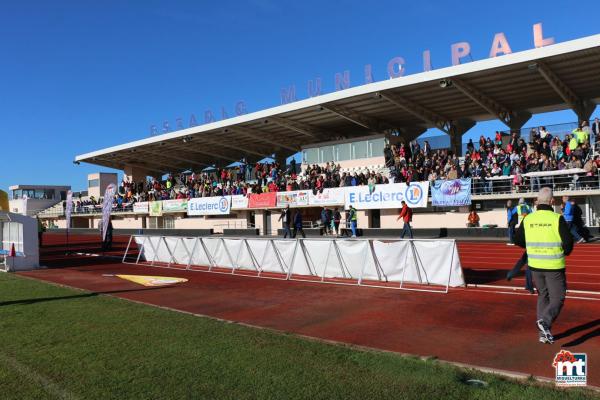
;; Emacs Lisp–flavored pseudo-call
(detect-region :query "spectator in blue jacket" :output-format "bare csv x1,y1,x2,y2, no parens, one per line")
561,196,585,243
506,200,518,245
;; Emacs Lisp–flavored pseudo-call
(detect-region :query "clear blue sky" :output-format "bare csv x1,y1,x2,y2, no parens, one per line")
2,1,599,192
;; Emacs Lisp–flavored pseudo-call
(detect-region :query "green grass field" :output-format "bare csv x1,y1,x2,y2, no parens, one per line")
0,273,596,400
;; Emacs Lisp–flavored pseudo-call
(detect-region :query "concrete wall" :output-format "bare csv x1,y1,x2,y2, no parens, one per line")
379,209,507,229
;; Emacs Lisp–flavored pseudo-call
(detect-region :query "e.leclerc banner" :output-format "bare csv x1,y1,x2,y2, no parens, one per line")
101,183,117,241
248,192,277,208
187,196,231,216
344,182,428,210
431,178,472,207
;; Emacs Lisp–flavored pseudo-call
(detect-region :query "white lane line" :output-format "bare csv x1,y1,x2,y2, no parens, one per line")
0,351,80,399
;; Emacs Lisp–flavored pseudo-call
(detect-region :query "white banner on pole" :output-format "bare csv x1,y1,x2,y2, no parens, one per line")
101,184,116,241
344,182,429,209
65,190,73,230
231,195,249,210
187,196,231,216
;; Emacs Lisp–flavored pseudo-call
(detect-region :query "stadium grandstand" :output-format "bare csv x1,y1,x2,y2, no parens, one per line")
35,34,600,237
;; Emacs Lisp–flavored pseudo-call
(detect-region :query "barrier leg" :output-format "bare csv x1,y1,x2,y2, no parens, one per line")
285,240,299,280
134,236,148,265
320,241,333,282
122,235,134,263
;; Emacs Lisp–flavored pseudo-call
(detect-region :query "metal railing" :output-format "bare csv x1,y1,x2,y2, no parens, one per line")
469,170,599,196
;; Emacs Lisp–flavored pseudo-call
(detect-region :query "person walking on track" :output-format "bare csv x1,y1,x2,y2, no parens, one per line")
514,187,573,344
397,201,413,239
279,205,292,238
507,198,534,293
292,210,306,239
348,205,358,238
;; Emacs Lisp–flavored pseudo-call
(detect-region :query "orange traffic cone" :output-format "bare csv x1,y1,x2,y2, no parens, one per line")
8,243,15,257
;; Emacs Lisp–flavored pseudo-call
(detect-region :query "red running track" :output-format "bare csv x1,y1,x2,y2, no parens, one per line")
459,241,600,293
20,233,600,386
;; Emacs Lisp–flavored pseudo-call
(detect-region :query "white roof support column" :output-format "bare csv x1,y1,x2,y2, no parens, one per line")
531,61,596,123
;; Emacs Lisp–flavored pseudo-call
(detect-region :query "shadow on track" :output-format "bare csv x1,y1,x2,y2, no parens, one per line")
0,286,169,307
554,318,600,346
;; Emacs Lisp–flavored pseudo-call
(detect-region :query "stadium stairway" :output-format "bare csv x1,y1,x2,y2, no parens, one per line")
458,241,600,294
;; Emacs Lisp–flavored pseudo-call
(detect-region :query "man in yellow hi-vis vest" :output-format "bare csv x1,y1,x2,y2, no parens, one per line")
514,187,573,344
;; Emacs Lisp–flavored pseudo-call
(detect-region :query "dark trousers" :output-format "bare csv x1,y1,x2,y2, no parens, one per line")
38,232,43,247
508,224,516,243
531,270,567,328
566,221,583,241
508,252,533,291
401,222,413,239
293,227,305,239
282,223,292,238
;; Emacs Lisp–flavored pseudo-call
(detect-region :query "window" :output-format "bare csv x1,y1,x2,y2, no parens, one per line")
303,148,318,164
319,146,334,163
88,179,100,188
334,143,351,161
352,141,368,159
164,216,175,229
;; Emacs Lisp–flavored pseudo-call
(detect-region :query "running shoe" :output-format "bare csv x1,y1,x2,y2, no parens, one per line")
536,319,554,344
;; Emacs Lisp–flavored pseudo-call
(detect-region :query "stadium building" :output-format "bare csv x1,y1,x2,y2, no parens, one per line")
37,34,600,236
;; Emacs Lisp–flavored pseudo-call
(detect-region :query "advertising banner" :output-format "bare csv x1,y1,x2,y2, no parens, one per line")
431,179,472,207
133,201,149,214
187,196,231,216
231,195,249,210
101,183,117,241
308,188,345,206
276,191,309,207
149,201,163,217
248,192,277,208
162,199,188,213
344,182,429,210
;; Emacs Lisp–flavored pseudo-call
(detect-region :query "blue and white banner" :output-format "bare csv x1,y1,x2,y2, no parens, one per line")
431,179,472,207
101,183,117,241
65,190,73,230
188,196,231,216
344,182,429,210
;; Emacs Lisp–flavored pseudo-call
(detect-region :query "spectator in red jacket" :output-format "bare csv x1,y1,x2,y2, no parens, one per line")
397,201,413,239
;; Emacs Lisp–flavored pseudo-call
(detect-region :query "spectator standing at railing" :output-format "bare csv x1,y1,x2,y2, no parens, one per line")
592,117,600,143
561,196,586,244
506,200,518,245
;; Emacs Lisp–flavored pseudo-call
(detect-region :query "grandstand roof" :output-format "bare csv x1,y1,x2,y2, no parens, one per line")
76,34,600,174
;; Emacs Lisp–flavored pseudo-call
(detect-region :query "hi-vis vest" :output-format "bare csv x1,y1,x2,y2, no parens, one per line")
516,204,530,225
523,210,565,270
350,209,357,221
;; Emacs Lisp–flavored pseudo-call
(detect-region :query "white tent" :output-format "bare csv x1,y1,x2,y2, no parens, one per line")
0,212,40,271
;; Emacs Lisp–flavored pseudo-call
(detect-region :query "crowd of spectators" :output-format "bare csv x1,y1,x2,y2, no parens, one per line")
69,121,600,213
384,122,599,193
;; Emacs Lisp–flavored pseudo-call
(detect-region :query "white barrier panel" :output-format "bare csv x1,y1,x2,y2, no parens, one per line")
125,236,465,293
